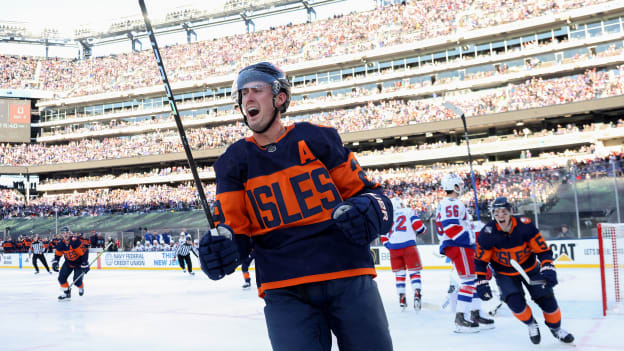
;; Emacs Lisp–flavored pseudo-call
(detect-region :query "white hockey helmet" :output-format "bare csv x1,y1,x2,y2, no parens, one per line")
390,197,404,211
441,173,463,194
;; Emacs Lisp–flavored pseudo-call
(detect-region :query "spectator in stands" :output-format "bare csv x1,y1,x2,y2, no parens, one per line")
161,231,171,245
96,233,105,248
106,236,118,251
144,230,154,245
89,231,98,248
553,224,575,240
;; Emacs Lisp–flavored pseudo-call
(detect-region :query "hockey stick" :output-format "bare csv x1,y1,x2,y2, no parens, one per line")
442,102,480,219
509,259,546,286
138,0,216,237
68,242,113,289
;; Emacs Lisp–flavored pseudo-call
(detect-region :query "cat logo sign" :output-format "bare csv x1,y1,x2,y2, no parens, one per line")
9,104,30,124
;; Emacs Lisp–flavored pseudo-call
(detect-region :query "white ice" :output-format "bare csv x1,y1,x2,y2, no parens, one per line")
1,267,621,351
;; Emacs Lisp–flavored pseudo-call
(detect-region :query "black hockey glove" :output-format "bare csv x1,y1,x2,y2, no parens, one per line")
52,259,59,272
332,193,393,246
475,276,492,300
198,226,240,280
539,263,558,288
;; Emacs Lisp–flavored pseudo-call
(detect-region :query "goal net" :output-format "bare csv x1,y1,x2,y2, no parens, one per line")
597,223,624,316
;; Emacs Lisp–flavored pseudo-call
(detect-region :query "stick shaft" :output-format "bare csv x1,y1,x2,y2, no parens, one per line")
138,0,215,231
509,259,546,286
68,242,113,289
460,114,480,219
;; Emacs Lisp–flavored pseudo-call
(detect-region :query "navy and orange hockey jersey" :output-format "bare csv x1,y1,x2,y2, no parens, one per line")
77,234,90,261
54,237,88,266
475,216,553,277
213,122,385,296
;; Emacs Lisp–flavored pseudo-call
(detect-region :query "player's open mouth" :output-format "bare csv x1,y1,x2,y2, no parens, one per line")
247,107,260,117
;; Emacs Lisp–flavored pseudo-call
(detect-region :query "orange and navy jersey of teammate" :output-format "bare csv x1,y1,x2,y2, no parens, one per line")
213,122,385,297
54,237,87,266
475,216,553,277
23,237,33,250
2,239,14,253
77,234,90,261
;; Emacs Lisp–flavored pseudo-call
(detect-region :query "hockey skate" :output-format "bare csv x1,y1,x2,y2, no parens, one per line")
242,281,251,289
182,269,186,273
414,289,422,311
58,288,71,301
528,320,541,344
471,310,495,330
454,312,479,333
399,293,407,310
34,271,39,274
49,271,53,274
79,287,85,296
188,271,195,275
550,327,574,343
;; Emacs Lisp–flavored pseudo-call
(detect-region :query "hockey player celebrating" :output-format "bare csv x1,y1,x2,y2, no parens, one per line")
381,197,426,311
436,173,494,332
197,62,394,350
475,197,574,344
51,226,88,300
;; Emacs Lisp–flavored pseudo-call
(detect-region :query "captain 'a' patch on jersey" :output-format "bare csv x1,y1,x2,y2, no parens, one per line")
213,122,380,238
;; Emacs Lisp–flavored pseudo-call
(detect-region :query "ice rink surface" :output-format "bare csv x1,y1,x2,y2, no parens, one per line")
1,266,622,351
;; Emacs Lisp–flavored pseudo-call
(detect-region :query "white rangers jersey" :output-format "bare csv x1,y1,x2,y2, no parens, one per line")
381,207,426,250
435,197,475,253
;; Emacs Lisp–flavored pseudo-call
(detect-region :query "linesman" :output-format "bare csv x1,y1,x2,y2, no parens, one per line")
176,236,199,275
30,234,52,274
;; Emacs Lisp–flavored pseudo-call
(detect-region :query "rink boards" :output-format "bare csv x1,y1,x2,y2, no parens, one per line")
0,239,609,270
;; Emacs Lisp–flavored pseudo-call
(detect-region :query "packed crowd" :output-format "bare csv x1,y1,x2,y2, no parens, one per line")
0,0,611,96
2,66,623,167
39,39,624,140
2,146,622,221
0,182,214,219
35,120,610,189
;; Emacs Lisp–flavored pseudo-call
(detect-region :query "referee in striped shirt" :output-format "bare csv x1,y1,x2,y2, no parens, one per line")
30,234,52,274
176,236,199,275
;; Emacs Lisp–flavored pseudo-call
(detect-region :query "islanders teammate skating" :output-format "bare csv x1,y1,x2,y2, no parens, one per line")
475,197,574,344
